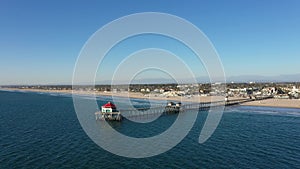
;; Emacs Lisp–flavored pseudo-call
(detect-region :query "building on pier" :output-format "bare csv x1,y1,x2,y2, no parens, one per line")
95,102,122,121
165,102,182,113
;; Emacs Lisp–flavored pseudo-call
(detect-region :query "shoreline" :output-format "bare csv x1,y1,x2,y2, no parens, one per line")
1,88,300,109
240,99,300,109
0,87,227,103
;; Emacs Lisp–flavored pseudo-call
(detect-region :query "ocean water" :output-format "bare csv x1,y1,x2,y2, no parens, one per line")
0,90,299,168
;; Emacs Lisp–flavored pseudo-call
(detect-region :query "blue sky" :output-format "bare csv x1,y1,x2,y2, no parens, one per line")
0,0,300,85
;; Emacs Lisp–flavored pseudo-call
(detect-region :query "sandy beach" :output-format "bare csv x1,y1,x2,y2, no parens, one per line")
241,99,300,109
0,88,226,102
1,88,300,109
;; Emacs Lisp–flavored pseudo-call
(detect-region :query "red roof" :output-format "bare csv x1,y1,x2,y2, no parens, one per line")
102,102,116,108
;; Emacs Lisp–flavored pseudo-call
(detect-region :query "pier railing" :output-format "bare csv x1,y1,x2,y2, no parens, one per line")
111,96,274,120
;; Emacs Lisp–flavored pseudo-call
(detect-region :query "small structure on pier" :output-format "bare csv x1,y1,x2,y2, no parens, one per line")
95,102,122,121
165,102,182,113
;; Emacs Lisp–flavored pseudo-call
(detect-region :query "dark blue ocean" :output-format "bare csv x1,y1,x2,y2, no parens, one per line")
0,90,299,168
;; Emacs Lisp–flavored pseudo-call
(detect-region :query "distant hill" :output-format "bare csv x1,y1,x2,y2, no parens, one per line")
226,74,300,83
25,73,300,85
94,73,300,84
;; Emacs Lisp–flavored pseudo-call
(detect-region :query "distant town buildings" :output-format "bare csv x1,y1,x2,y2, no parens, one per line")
2,82,300,99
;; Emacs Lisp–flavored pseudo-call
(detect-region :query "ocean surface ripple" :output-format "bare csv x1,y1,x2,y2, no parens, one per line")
0,91,299,168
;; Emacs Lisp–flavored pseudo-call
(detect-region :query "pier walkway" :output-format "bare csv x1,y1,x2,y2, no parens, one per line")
96,96,274,120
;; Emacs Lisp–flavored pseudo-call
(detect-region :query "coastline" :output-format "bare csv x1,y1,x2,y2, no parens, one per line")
1,88,300,109
0,87,226,103
240,99,300,109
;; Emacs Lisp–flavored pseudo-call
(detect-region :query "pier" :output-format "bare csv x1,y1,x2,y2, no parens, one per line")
95,96,273,121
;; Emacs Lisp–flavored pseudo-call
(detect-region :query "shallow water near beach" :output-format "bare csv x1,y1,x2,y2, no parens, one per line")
0,91,299,168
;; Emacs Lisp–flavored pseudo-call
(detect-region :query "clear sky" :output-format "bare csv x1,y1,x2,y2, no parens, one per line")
0,0,300,85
